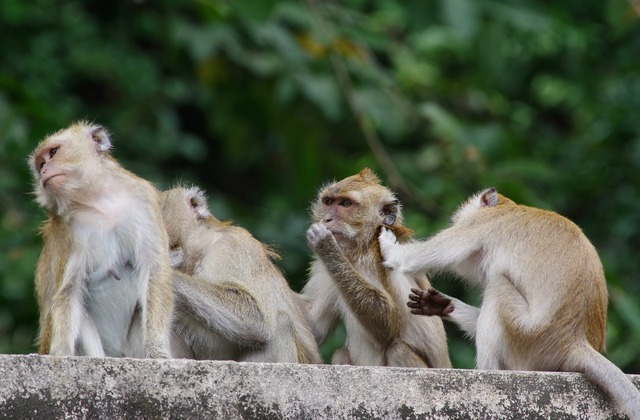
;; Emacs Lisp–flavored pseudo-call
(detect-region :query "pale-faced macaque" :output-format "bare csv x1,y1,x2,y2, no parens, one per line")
30,122,173,358
161,186,321,363
302,168,451,367
379,188,640,418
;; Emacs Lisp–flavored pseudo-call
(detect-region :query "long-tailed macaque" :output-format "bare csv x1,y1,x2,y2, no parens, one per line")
302,168,451,367
162,186,321,363
379,187,640,418
30,122,173,358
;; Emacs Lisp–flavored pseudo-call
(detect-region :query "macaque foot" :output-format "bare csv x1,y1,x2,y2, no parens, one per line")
306,222,333,249
408,288,454,317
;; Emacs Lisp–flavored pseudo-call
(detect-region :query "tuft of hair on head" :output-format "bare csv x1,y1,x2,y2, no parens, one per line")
357,167,381,184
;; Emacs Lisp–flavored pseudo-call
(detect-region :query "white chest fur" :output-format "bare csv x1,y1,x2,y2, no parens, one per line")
69,191,150,357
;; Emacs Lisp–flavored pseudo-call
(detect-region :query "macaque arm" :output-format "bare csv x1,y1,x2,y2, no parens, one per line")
173,272,270,348
379,227,479,277
308,223,399,345
301,265,341,345
141,210,174,358
34,219,69,354
409,288,480,339
48,265,85,356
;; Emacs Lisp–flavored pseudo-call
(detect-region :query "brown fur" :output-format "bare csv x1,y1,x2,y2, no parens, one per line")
30,121,173,358
303,168,451,367
383,188,639,417
162,186,321,363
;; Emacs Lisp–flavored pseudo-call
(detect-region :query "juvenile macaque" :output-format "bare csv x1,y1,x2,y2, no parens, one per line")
162,186,321,363
30,122,173,358
303,168,451,367
379,188,640,418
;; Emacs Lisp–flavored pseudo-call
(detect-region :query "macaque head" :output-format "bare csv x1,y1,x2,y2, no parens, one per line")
451,187,515,224
29,121,113,212
160,186,212,248
311,168,411,247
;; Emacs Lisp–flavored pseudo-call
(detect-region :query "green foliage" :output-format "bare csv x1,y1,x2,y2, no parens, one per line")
1,0,640,371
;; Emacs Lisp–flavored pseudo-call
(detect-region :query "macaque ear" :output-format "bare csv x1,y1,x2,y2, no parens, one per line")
481,188,499,207
185,186,211,219
381,199,399,226
90,125,112,153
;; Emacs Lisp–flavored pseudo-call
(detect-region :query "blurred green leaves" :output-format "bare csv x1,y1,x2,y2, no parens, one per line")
1,0,640,371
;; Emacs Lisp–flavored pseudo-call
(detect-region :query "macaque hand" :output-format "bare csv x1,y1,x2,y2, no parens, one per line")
378,227,402,270
306,222,335,250
407,288,454,317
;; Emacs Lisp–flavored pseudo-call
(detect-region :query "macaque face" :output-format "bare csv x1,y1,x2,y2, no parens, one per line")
312,169,400,246
29,123,110,211
318,191,361,241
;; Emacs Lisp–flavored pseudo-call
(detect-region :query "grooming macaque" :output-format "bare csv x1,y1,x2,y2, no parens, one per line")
30,122,173,358
303,168,451,367
379,188,640,418
162,186,321,363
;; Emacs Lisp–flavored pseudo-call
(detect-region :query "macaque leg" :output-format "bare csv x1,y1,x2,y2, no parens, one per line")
474,285,507,370
491,274,552,337
408,288,480,339
331,347,352,365
49,283,83,356
385,339,430,367
78,313,105,357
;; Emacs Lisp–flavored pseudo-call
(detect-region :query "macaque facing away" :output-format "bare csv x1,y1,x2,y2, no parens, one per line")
30,122,173,358
162,186,321,363
379,188,640,418
303,168,451,367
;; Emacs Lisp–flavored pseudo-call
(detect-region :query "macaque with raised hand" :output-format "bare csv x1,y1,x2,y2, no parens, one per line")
30,122,173,358
162,186,321,364
303,168,451,367
379,188,640,418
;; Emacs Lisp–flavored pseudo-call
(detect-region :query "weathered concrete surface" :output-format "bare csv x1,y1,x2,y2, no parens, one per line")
0,354,636,419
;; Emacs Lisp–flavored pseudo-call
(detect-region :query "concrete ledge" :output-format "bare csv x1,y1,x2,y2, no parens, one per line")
0,354,635,419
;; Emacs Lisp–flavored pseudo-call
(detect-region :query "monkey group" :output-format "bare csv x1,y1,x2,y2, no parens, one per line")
29,122,640,418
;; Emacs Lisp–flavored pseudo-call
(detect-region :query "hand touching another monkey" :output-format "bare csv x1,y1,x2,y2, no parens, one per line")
30,122,173,358
379,188,640,419
162,186,321,363
303,168,451,368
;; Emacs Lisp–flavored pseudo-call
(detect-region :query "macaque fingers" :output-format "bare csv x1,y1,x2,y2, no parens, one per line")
407,288,453,317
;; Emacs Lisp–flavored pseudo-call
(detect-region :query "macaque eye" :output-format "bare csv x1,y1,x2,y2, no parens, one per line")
49,146,59,159
324,198,334,206
339,199,352,207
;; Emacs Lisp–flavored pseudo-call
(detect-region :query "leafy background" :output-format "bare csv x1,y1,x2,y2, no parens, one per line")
1,0,640,370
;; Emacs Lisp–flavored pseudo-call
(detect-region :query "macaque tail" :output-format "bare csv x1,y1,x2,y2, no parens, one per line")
565,344,640,419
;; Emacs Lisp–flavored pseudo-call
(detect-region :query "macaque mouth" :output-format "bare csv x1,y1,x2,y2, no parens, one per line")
42,173,64,187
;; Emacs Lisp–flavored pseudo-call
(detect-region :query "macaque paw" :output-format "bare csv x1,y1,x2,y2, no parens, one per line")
378,227,401,269
407,288,454,317
169,248,185,269
306,223,334,249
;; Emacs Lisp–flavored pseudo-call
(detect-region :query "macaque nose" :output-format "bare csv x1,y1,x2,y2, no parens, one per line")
323,217,333,223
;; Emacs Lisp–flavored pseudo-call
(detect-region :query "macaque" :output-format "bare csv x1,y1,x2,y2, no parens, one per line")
161,186,321,363
379,188,640,418
30,122,173,358
302,168,451,367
